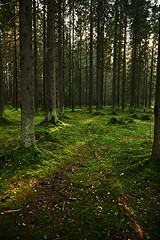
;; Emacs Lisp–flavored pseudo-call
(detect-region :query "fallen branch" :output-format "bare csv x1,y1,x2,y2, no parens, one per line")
1,209,22,214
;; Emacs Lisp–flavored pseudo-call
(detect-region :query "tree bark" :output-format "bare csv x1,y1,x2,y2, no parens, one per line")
151,10,160,166
58,0,64,115
71,2,75,112
68,5,72,108
43,0,46,109
85,38,88,107
149,47,154,108
112,0,118,113
46,0,58,124
96,0,101,113
19,0,36,147
122,1,127,111
0,32,4,118
33,0,38,112
13,1,18,110
89,0,93,112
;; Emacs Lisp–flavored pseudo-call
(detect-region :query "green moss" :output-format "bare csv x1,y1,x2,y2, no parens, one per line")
0,117,18,125
0,106,159,239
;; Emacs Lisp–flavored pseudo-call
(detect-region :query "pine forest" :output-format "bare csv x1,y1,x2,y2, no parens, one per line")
0,0,160,239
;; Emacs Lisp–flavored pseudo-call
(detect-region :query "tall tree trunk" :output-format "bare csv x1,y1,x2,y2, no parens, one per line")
13,1,18,110
43,0,46,109
130,19,137,109
79,36,82,108
117,16,122,109
19,0,36,147
122,3,127,111
85,38,88,107
144,59,148,109
46,0,58,124
33,0,38,112
149,47,154,108
89,0,93,112
0,32,4,118
151,11,160,168
58,0,64,114
96,0,101,113
62,1,65,107
71,2,75,112
100,5,104,109
112,0,118,113
68,6,72,108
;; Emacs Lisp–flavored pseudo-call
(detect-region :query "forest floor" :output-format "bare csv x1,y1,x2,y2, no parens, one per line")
0,106,160,240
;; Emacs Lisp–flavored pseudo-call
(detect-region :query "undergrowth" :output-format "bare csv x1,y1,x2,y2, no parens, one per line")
0,106,159,240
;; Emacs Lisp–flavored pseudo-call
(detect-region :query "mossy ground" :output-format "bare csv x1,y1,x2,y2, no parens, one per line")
0,106,159,239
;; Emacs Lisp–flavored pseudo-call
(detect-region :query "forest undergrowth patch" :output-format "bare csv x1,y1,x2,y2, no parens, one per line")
0,107,159,240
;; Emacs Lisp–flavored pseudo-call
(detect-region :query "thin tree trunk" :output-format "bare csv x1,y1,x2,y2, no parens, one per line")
33,0,38,112
0,32,4,118
19,0,36,147
43,0,46,109
145,59,148,109
13,1,18,110
85,39,88,107
112,0,118,113
68,8,72,108
122,5,127,111
149,47,154,108
72,2,75,112
89,0,93,112
96,0,101,113
100,10,104,109
151,10,160,167
58,0,64,114
79,36,82,108
117,17,122,109
62,1,65,107
130,18,137,110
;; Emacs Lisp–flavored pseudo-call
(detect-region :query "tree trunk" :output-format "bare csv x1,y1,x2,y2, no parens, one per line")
144,59,148,109
149,47,154,108
130,16,137,110
68,6,72,108
13,1,18,110
85,38,88,107
122,3,127,111
19,0,36,147
33,0,38,112
71,2,75,112
89,0,93,112
58,0,64,114
46,0,58,124
151,11,160,166
43,0,46,109
112,0,118,113
0,32,4,118
96,0,101,113
100,5,104,109
79,36,82,108
117,15,122,109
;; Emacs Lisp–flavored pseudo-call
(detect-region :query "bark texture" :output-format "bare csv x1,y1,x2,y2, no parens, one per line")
151,11,160,165
46,0,58,124
0,33,4,118
89,0,93,112
19,0,36,147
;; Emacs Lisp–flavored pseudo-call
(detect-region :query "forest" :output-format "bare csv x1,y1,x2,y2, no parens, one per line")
0,0,160,239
